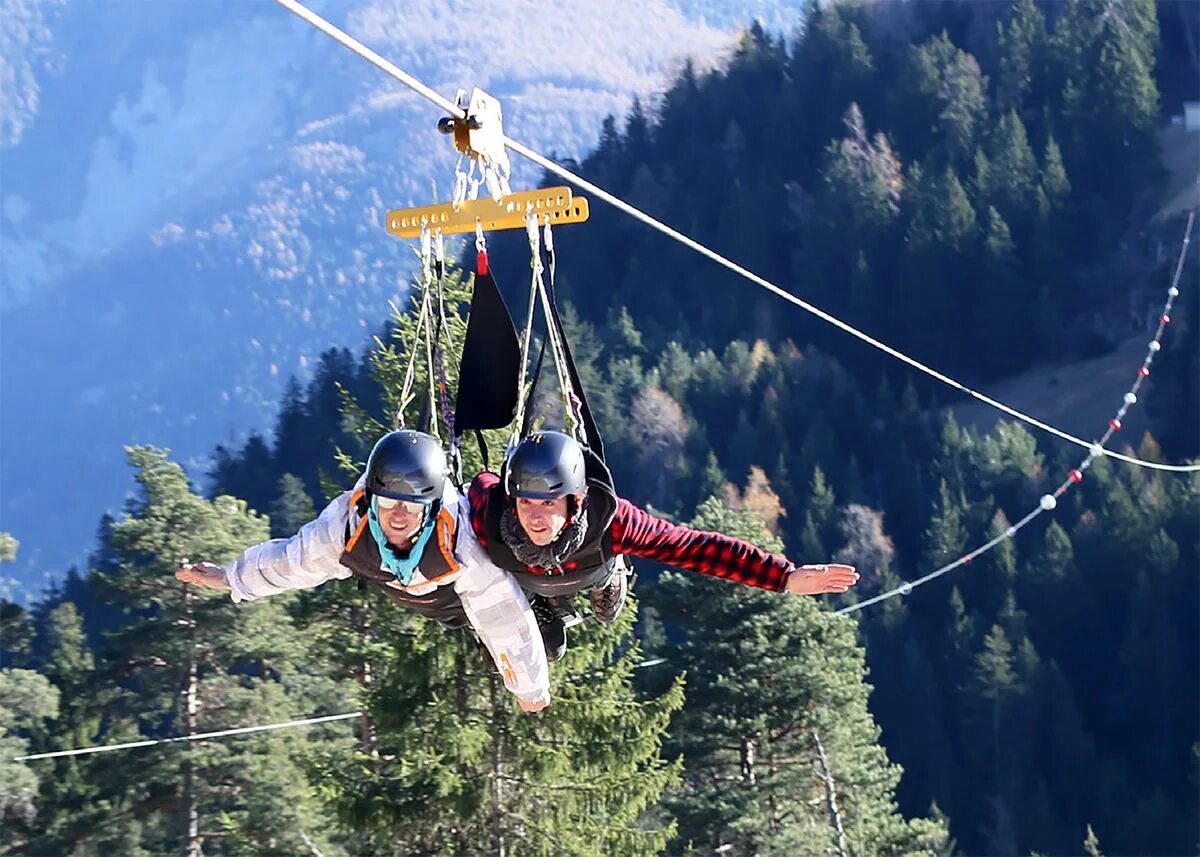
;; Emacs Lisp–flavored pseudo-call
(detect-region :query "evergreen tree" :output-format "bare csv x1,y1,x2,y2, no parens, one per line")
21,602,105,854
920,480,969,579
1031,661,1100,853
985,110,1039,229
318,262,687,855
80,447,351,856
268,473,316,539
790,2,877,180
971,207,1027,378
653,492,946,855
0,669,59,854
0,600,32,669
1049,0,1160,229
898,162,977,365
969,508,1018,621
800,466,837,560
321,599,683,856
210,433,275,516
964,625,1022,855
895,32,987,166
994,0,1047,114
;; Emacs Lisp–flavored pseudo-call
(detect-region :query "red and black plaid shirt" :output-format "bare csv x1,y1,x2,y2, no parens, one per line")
468,472,791,593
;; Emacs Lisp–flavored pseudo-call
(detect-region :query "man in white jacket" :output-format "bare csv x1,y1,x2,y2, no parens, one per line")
176,430,551,713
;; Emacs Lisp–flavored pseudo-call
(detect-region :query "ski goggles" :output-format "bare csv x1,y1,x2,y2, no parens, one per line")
374,496,428,514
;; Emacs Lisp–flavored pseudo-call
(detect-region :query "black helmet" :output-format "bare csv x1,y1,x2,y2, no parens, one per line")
365,431,447,503
505,431,586,500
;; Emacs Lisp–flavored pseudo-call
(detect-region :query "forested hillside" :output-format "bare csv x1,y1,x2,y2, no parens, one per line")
3,1,1197,855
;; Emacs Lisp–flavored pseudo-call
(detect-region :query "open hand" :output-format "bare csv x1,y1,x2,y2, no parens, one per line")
517,694,550,714
786,563,859,596
175,562,229,591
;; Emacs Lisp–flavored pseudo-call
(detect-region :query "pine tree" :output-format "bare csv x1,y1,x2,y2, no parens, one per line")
965,625,1021,855
790,2,877,180
796,465,838,563
20,603,106,854
896,33,986,166
805,102,903,331
899,162,977,365
317,262,687,854
80,447,351,856
969,507,1018,621
1049,0,1160,227
971,207,1027,378
1039,136,1070,209
994,0,1046,114
921,480,969,580
0,600,32,669
0,669,59,854
985,111,1038,228
652,494,947,855
268,473,316,539
210,433,276,516
1033,661,1099,853
320,598,682,856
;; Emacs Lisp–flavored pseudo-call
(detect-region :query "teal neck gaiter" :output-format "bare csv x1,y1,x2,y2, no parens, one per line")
367,497,438,586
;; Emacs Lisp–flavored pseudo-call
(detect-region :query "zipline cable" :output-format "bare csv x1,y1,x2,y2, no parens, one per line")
272,0,1199,474
12,712,362,762
837,209,1195,615
11,658,670,762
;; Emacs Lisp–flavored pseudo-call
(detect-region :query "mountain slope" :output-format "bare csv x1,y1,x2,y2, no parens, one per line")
0,0,807,596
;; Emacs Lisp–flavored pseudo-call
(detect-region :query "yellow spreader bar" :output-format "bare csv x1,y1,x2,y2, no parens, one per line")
387,186,589,237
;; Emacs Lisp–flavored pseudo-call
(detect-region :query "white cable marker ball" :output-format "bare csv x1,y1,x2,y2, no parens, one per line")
898,582,913,596
1124,393,1137,405
1149,341,1162,352
1169,287,1179,297
1005,526,1017,538
1040,494,1057,511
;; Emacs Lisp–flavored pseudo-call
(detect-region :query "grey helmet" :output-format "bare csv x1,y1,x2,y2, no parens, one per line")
365,430,447,503
505,431,586,500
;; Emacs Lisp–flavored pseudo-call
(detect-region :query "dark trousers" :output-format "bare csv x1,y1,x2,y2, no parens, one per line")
372,581,469,629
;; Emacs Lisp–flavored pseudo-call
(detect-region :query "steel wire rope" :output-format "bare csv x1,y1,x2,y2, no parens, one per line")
11,659,670,761
837,210,1196,615
272,0,1198,473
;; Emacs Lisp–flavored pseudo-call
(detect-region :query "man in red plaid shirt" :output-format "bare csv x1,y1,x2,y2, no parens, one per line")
467,430,858,659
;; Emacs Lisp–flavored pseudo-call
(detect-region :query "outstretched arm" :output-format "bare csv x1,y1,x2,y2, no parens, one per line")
610,499,859,595
176,492,354,602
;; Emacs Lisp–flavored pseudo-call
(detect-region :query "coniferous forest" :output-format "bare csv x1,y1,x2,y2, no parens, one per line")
3,1,1198,855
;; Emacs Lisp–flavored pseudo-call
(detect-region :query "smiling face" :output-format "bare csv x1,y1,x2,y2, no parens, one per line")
515,496,572,546
375,496,428,548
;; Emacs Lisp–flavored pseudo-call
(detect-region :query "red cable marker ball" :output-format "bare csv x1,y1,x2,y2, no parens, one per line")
1068,469,1084,484
1109,418,1122,431
1161,314,1171,324
1138,366,1150,378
